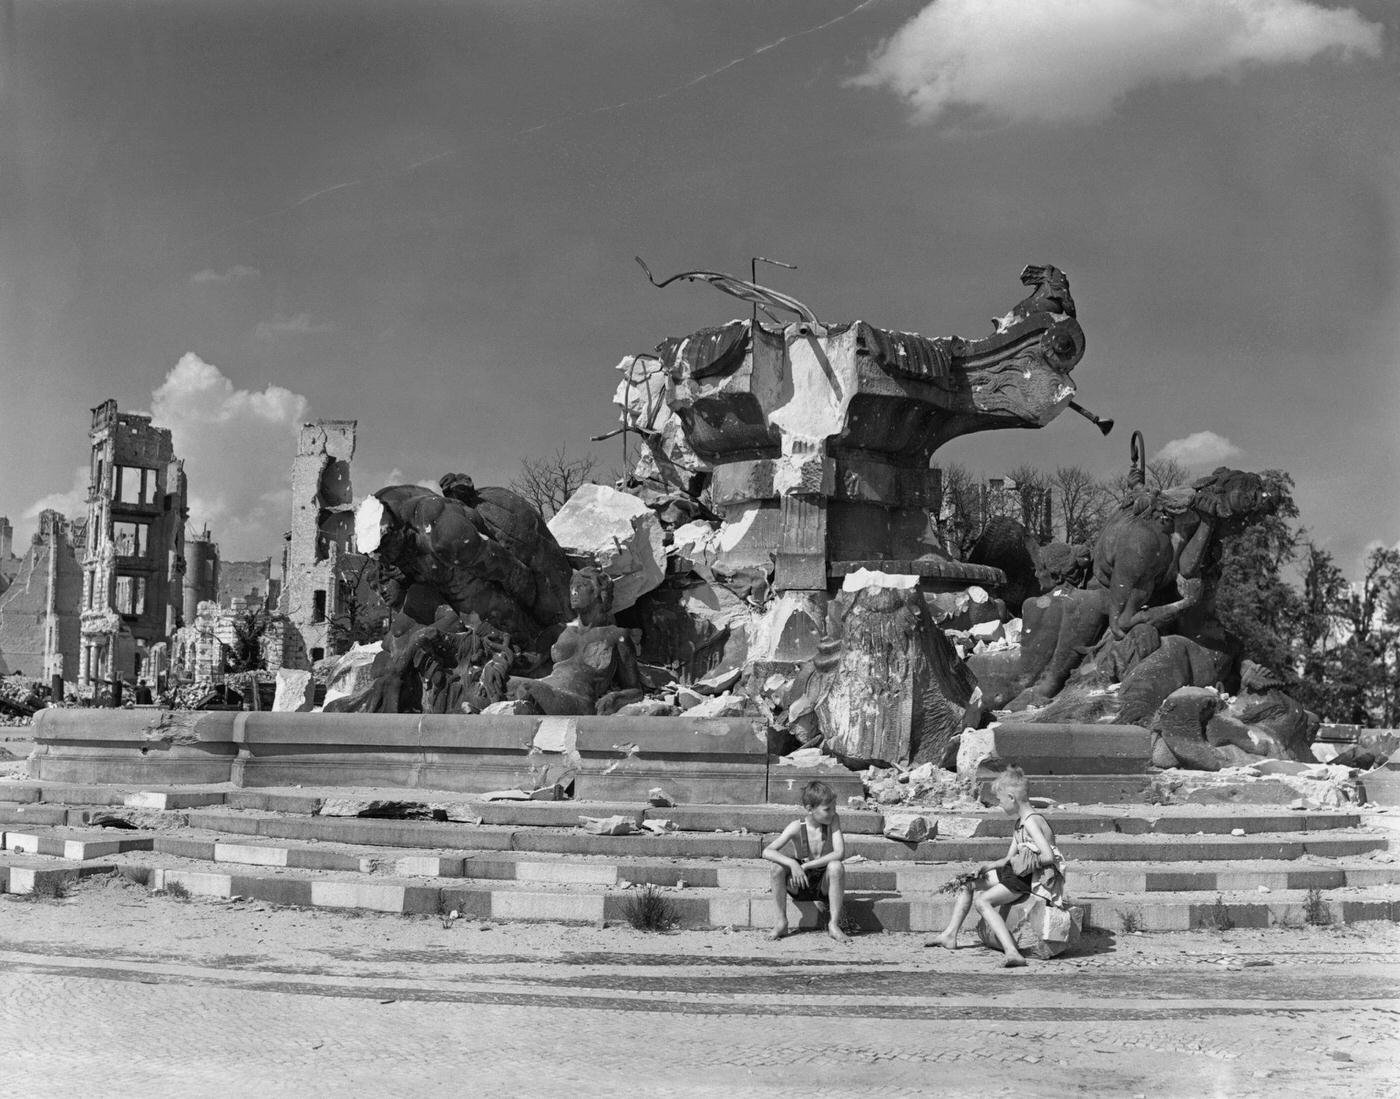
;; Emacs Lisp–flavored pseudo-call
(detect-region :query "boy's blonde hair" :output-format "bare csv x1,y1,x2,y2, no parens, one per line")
802,780,838,809
992,765,1030,800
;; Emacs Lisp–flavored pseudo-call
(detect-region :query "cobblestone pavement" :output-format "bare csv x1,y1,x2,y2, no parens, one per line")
1,880,1397,1097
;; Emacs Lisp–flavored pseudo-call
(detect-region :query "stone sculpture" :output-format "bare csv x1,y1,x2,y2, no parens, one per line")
614,263,1088,592
356,475,571,651
508,567,645,716
1000,437,1273,715
332,474,573,714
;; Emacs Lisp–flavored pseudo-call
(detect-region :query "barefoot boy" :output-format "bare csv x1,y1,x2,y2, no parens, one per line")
763,780,849,941
925,765,1056,967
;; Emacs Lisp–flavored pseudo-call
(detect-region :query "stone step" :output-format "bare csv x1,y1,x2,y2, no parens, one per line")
2,828,154,860
115,835,1400,895
0,783,1369,837
17,858,1390,933
158,810,1387,862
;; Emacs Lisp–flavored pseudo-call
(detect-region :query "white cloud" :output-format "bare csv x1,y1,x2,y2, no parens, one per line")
191,264,260,285
1155,430,1243,467
254,312,334,340
22,466,90,527
151,353,310,557
850,0,1384,125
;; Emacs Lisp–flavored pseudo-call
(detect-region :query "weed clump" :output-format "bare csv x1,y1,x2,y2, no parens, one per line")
34,876,68,900
155,880,191,902
1196,894,1235,932
1303,887,1332,927
623,884,678,932
1119,908,1144,934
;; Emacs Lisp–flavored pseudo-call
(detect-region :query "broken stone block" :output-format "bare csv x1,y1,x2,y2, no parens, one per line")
817,585,977,769
482,699,533,715
976,894,1082,959
613,699,682,717
580,814,639,836
881,810,933,843
320,643,381,710
272,668,314,712
684,691,755,718
547,483,665,614
647,788,675,807
641,819,677,834
968,619,1005,643
956,727,997,781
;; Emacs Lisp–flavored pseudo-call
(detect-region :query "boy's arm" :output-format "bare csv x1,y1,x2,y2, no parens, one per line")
1023,814,1056,869
801,819,846,871
762,823,802,871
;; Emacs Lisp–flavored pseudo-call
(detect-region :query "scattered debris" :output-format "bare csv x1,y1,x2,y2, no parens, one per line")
580,815,639,836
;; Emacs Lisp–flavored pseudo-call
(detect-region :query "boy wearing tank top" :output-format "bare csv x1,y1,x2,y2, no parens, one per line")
762,780,850,942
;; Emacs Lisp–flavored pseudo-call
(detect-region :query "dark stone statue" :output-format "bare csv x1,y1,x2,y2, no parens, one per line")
508,567,645,716
360,475,572,651
331,474,575,714
1004,448,1273,716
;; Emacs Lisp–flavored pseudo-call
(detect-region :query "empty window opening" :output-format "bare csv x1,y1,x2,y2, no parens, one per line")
115,466,158,505
312,589,327,623
113,521,149,558
114,575,147,616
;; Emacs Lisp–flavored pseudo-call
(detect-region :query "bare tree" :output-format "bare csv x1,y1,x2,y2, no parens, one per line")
1004,464,1052,541
934,463,985,560
510,446,598,519
1106,457,1192,505
1051,465,1112,545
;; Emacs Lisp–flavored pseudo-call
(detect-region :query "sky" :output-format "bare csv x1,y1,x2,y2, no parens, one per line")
1,0,1396,580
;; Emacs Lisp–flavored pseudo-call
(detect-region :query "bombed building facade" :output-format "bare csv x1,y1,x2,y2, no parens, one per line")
78,399,189,688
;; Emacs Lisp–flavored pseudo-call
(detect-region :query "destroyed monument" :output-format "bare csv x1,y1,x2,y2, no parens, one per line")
338,264,1090,764
31,262,1319,796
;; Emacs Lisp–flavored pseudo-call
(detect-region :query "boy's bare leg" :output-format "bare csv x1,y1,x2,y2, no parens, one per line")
825,862,849,941
767,864,791,940
925,885,973,949
974,884,1028,967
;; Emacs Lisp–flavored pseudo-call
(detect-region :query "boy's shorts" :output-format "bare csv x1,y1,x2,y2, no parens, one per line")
786,869,829,903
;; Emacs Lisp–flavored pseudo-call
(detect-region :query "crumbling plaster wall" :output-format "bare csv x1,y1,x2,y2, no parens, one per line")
0,514,83,678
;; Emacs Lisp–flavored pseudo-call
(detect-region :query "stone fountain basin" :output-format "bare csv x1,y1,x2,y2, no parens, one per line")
26,708,853,805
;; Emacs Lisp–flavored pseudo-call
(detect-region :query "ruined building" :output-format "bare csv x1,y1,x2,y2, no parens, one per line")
218,558,277,610
183,529,220,625
279,420,356,665
79,399,188,687
0,516,21,595
0,510,83,678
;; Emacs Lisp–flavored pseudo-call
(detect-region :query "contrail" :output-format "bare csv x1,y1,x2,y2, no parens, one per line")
518,0,883,136
179,148,455,253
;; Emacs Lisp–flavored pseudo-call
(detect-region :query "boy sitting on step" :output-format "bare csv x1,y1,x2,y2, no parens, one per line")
763,780,850,942
925,765,1059,967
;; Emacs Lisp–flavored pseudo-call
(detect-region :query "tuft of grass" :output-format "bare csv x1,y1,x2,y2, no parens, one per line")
12,876,69,902
1303,887,1333,927
1196,894,1235,932
836,909,861,937
623,884,678,932
155,880,191,902
1119,908,1144,934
